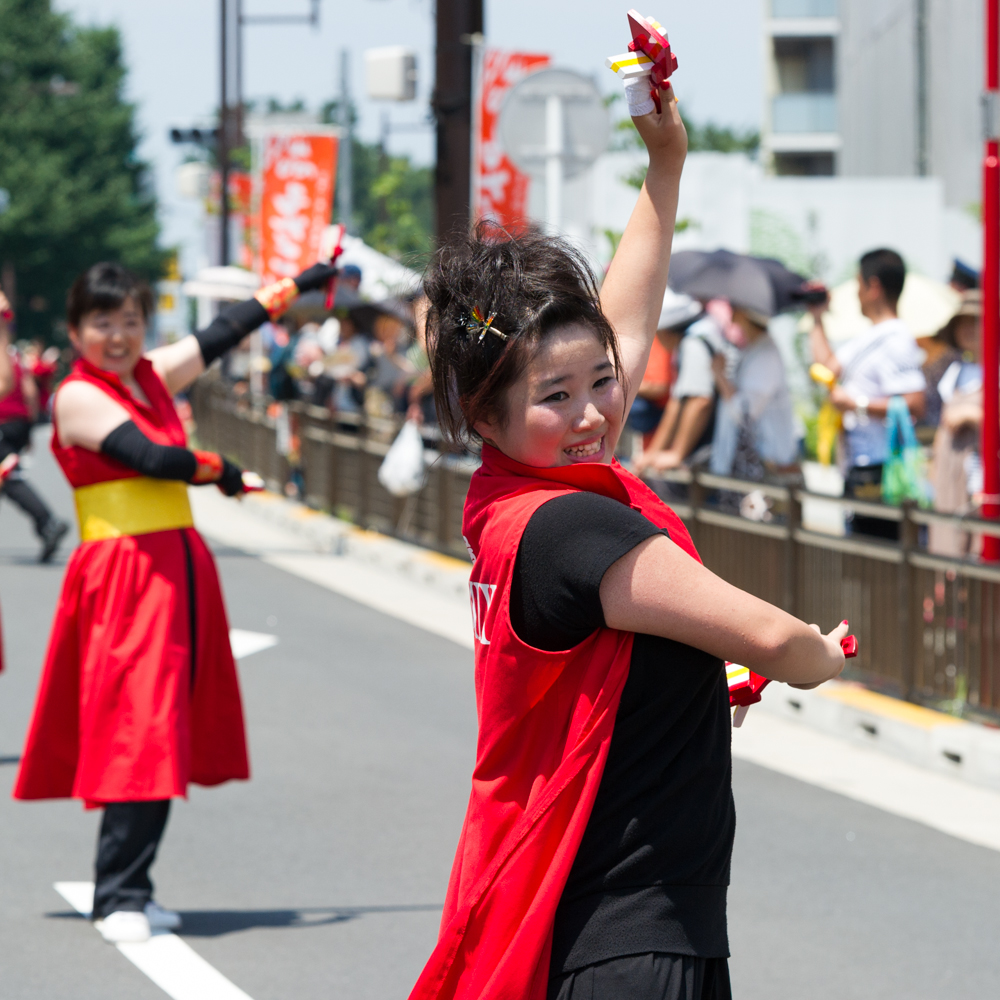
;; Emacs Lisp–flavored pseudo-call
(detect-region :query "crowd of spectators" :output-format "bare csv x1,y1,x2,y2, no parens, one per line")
627,248,984,548
248,264,435,431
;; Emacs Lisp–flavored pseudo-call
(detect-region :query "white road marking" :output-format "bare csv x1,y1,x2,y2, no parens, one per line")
264,552,473,649
229,629,279,661
54,882,256,1000
732,712,1000,853
190,486,1000,853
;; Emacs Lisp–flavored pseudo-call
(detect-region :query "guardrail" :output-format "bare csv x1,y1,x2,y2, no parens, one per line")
190,377,1000,723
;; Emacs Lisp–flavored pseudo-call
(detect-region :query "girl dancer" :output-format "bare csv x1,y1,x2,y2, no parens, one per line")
14,260,337,943
409,78,848,1000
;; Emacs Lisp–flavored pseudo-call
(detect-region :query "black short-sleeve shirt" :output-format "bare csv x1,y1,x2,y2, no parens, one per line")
510,491,734,974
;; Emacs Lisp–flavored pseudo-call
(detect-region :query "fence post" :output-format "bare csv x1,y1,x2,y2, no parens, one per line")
784,488,801,617
899,500,917,700
358,413,371,529
437,461,451,552
688,472,705,548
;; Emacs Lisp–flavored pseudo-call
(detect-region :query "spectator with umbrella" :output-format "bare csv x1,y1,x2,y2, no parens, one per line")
667,250,802,481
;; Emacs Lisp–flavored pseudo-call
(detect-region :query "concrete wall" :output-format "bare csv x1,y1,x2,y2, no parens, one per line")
838,0,918,178
927,0,982,210
590,151,982,281
838,0,981,210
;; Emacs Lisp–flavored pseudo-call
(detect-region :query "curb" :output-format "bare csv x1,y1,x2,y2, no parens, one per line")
240,491,471,603
758,680,1000,793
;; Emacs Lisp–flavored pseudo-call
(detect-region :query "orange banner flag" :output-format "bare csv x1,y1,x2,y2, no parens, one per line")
259,134,338,284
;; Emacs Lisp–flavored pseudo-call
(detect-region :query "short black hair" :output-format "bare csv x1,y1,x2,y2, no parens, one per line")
424,222,624,446
859,249,906,305
67,262,153,328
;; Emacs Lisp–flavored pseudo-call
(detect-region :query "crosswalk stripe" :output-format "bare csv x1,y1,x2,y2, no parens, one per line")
54,882,256,1000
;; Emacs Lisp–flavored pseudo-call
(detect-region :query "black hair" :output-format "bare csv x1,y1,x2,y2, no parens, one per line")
67,262,154,328
859,248,906,306
425,223,624,446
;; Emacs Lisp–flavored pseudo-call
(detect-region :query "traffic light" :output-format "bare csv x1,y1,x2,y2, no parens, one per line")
169,127,219,147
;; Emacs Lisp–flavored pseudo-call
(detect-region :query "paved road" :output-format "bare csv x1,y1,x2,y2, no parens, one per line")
3,430,1000,999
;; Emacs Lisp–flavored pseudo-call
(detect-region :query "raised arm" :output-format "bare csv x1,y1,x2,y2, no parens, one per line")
601,533,847,686
145,262,339,395
600,83,687,412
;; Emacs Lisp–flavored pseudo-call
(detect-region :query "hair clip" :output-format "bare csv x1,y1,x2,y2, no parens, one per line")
466,307,508,344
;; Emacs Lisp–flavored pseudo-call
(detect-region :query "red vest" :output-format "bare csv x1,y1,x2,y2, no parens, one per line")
409,445,700,1000
0,354,31,422
51,356,185,487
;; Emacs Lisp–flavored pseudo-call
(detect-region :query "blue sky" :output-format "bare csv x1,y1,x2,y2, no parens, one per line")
56,0,764,262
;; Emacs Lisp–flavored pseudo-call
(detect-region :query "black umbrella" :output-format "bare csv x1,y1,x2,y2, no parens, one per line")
668,249,809,317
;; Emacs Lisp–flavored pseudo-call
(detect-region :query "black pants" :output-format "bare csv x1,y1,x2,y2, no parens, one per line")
0,419,55,536
93,800,171,919
844,463,899,541
549,953,732,1000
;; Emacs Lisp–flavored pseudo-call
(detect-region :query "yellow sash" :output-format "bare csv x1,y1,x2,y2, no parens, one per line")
74,477,194,542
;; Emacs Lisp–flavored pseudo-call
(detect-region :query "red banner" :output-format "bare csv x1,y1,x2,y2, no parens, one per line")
259,134,338,283
474,50,550,228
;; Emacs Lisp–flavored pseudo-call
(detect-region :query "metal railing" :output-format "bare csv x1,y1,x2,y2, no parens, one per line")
191,377,1000,722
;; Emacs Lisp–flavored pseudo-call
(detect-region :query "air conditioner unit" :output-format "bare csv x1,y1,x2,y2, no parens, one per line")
364,46,418,102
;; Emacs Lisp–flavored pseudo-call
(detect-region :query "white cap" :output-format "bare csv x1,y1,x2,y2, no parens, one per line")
658,289,702,331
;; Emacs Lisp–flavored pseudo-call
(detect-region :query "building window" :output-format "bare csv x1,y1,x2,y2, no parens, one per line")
771,0,837,16
774,37,835,93
773,152,835,175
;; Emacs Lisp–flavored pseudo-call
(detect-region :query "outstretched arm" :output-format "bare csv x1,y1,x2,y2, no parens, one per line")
600,533,847,686
600,82,687,414
146,262,340,395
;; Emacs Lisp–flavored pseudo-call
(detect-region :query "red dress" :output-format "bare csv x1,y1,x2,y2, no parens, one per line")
409,445,702,1000
14,358,249,803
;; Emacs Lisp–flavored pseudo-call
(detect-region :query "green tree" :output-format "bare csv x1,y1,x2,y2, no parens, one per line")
0,0,164,342
322,99,433,266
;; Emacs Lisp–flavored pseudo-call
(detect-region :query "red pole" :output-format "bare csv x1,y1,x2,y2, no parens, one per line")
982,0,1000,560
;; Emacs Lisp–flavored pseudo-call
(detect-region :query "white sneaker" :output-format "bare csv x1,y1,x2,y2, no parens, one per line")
145,900,182,930
94,910,152,943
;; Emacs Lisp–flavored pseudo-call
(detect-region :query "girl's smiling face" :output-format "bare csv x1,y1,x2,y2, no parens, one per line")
474,323,625,468
69,296,146,378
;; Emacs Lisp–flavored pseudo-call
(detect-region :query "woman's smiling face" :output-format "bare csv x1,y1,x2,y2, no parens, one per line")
69,296,146,378
474,323,625,468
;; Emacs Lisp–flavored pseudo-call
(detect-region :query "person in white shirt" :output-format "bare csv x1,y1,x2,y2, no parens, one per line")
809,248,926,538
709,306,797,477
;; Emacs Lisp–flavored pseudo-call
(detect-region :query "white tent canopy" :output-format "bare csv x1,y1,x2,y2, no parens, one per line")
182,237,422,308
332,231,422,301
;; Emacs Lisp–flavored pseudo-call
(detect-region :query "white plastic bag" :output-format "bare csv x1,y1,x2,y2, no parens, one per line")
378,420,427,497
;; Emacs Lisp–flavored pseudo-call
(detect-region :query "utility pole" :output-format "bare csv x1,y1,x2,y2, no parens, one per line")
217,0,320,266
433,0,483,244
915,0,929,176
219,0,232,267
338,49,354,233
982,0,1000,559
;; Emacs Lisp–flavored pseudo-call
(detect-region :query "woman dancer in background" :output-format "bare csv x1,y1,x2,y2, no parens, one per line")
15,259,337,943
409,74,848,1000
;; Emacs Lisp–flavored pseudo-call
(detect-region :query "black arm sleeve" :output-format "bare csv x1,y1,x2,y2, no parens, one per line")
193,298,270,367
101,421,197,481
510,492,666,651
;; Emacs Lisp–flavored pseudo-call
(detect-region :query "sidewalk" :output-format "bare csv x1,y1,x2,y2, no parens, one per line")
189,487,1000,852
